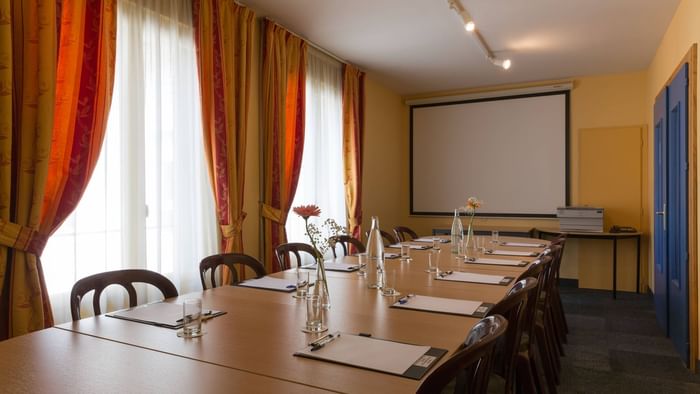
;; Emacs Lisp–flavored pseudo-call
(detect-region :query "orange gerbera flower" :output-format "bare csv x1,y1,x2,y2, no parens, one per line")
293,204,321,219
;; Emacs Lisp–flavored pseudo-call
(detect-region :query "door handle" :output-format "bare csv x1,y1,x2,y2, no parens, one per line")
655,203,667,231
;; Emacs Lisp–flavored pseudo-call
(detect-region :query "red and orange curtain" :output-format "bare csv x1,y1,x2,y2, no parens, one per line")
342,65,365,240
192,0,255,254
261,20,307,273
0,0,116,339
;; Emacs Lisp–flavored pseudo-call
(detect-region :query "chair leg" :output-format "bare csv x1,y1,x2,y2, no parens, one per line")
535,324,560,391
515,353,537,394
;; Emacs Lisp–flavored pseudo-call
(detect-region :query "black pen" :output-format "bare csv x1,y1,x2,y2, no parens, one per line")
310,332,340,351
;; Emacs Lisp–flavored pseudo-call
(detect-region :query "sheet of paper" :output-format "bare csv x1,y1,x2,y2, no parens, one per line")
303,261,358,272
295,333,430,376
486,249,537,257
501,241,545,247
107,302,224,329
392,294,484,316
385,253,400,259
470,258,528,266
413,237,449,243
388,244,430,250
237,276,298,292
435,271,505,284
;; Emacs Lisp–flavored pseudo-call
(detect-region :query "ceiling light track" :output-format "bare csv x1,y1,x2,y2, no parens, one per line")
447,0,511,70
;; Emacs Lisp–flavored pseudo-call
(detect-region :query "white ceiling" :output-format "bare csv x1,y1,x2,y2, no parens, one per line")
242,0,680,95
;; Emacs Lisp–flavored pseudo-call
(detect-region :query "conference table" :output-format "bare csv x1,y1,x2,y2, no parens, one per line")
2,235,549,393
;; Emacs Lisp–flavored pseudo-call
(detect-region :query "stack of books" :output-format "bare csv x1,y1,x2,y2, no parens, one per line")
556,206,604,232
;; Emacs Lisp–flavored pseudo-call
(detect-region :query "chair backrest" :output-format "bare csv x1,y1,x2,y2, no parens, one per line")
515,255,552,345
364,229,397,246
328,235,366,257
393,226,418,242
417,315,508,394
274,242,317,271
488,277,539,391
199,253,267,289
70,269,178,321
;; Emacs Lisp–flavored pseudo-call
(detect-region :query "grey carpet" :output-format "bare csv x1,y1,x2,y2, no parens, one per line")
558,287,700,393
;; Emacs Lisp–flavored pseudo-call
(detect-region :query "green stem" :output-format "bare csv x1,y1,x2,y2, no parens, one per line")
304,217,329,297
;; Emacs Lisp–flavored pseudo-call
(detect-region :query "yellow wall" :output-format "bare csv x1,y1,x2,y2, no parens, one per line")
645,0,700,359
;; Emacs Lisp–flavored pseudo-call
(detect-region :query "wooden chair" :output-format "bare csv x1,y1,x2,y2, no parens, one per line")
328,235,365,257
70,269,178,321
393,226,418,242
199,253,267,289
417,315,508,394
274,242,317,271
364,229,397,246
488,277,539,394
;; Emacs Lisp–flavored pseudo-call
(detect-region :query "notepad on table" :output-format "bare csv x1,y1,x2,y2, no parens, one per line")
387,244,430,250
435,271,513,286
413,237,450,243
391,294,493,318
106,302,225,329
303,261,359,272
486,249,538,257
237,276,309,292
500,241,546,248
384,253,400,259
294,333,447,380
466,258,530,267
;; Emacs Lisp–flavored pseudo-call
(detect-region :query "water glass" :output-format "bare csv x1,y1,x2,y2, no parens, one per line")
293,268,309,299
381,268,400,297
357,253,367,276
491,230,499,244
425,250,439,273
400,243,411,261
178,298,203,338
476,237,486,254
303,294,327,333
432,238,441,251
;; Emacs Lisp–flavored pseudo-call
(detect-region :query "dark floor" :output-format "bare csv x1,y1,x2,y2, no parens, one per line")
559,286,700,393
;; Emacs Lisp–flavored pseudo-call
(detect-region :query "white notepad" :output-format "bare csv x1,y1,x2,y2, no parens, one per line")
501,241,546,248
391,294,489,317
469,258,529,267
295,333,438,377
303,261,359,272
486,249,538,257
388,243,430,250
435,271,509,285
237,276,300,292
413,237,449,243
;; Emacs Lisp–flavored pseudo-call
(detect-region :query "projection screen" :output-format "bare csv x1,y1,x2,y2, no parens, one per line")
410,91,569,217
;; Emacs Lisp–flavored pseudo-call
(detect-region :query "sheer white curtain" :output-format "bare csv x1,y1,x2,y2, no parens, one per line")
286,49,345,256
42,0,217,323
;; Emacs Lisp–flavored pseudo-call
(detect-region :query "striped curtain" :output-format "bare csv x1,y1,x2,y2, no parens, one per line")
261,20,307,273
342,64,365,240
0,0,116,339
192,0,255,254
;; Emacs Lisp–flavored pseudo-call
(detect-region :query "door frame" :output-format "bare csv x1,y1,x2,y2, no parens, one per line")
657,44,697,371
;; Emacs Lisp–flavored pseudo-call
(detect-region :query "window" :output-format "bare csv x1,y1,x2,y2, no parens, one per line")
42,0,217,323
286,49,345,253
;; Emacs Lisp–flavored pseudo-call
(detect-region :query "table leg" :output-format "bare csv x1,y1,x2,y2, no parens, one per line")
613,238,618,299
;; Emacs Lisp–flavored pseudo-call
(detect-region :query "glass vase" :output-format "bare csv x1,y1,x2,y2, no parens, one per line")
313,256,331,309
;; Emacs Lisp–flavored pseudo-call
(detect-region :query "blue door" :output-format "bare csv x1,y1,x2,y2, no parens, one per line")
653,88,668,336
667,63,689,365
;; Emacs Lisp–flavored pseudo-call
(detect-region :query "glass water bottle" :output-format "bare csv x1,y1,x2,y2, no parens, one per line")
365,216,385,289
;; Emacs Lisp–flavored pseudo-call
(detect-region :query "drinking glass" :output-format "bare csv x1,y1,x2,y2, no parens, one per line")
476,237,486,254
400,243,411,261
425,250,439,273
178,299,203,338
302,294,327,333
381,267,401,297
293,268,309,299
432,238,441,251
357,253,367,276
491,230,500,244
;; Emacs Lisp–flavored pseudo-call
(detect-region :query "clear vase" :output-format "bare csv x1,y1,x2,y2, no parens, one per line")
365,216,385,289
313,257,331,309
464,220,476,260
450,208,463,254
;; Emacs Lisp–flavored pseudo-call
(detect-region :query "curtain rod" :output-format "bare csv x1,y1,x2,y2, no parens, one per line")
261,16,361,70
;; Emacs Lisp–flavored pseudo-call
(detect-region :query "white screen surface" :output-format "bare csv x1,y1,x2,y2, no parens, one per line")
410,92,568,216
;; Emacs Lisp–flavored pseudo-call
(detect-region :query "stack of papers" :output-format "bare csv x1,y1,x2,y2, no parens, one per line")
237,276,308,292
500,241,546,248
435,271,513,285
294,333,447,379
486,249,538,257
467,258,529,267
391,294,492,318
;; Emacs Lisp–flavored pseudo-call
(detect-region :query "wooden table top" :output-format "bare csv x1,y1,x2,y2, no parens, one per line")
0,327,328,393
54,235,546,393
